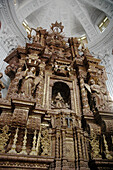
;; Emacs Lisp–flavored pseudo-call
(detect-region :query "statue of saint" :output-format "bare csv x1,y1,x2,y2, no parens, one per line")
85,79,104,108
55,92,64,108
90,79,103,106
21,67,36,97
0,73,5,98
85,78,113,110
52,92,65,108
52,92,70,109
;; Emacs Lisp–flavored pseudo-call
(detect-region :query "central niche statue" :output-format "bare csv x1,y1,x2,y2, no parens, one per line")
51,82,71,109
53,92,65,108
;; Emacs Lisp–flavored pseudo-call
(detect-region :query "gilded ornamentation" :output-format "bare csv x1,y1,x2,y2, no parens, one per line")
19,128,27,155
41,128,51,156
36,127,41,155
30,130,37,155
8,127,19,154
0,125,10,153
103,134,112,159
0,161,47,169
90,130,101,159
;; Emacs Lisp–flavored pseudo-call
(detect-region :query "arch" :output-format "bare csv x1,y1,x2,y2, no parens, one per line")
52,81,71,109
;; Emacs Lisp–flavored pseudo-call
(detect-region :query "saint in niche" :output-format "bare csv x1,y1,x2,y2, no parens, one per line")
51,82,71,109
53,92,65,108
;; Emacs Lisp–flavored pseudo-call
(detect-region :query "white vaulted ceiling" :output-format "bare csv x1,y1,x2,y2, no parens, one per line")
15,0,113,39
0,0,113,97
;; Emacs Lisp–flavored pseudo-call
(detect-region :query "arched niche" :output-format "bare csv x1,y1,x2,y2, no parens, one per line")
51,81,71,109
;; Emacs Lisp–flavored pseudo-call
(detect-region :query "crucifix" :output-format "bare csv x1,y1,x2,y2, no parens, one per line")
65,115,72,128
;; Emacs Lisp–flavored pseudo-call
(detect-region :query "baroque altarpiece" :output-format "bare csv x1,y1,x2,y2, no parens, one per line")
0,22,113,169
